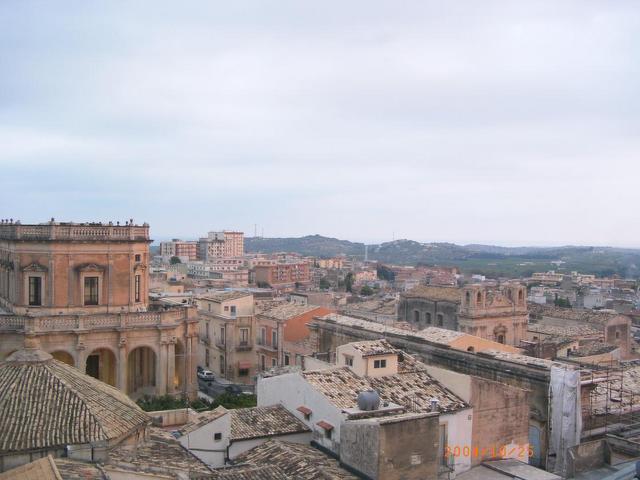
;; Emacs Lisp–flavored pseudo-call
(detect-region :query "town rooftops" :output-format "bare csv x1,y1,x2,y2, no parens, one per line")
200,464,288,479
0,347,150,454
230,404,310,441
349,339,397,357
200,291,253,303
108,428,213,477
302,362,468,414
401,285,462,303
529,303,629,326
528,322,602,337
257,303,318,321
176,406,228,437
0,456,61,480
224,440,358,480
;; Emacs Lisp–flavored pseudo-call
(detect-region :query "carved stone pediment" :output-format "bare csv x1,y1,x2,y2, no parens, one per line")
133,263,147,272
21,263,48,273
75,263,106,273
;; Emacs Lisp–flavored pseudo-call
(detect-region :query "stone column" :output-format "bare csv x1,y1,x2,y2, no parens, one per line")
117,338,127,393
186,334,196,399
167,339,176,395
75,334,87,375
157,340,168,395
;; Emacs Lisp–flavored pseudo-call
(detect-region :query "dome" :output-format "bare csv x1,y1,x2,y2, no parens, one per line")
0,346,150,454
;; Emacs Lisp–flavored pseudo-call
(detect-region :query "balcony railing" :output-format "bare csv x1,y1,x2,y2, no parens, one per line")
0,222,150,242
0,309,190,333
236,341,253,352
256,339,278,352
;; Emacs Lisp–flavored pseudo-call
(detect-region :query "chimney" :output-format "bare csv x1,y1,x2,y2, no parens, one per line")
429,398,440,412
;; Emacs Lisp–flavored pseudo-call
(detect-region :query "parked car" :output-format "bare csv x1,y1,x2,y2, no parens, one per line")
225,385,253,396
197,369,215,382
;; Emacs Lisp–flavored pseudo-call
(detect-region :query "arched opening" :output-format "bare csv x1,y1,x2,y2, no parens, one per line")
465,291,471,305
413,310,420,323
86,348,116,386
497,334,505,344
174,340,185,392
51,350,75,366
425,312,432,324
128,346,156,396
476,292,482,304
437,314,444,327
518,289,524,303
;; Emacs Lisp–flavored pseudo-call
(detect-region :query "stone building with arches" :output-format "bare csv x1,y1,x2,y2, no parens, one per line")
398,283,528,346
0,219,198,398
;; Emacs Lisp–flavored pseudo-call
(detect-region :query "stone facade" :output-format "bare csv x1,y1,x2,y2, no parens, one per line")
398,284,528,346
0,220,198,399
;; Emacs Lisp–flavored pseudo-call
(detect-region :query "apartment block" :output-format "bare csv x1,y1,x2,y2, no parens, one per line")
197,231,244,261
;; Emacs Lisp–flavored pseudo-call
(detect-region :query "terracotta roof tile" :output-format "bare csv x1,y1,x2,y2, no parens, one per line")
230,405,310,441
0,350,150,454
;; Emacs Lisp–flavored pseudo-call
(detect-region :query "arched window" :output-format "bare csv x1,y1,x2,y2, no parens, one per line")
413,310,420,323
518,289,524,302
497,334,505,344
425,312,432,324
437,314,444,326
477,292,482,304
465,291,471,305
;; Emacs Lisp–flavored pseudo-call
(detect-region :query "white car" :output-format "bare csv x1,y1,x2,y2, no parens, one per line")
197,369,215,381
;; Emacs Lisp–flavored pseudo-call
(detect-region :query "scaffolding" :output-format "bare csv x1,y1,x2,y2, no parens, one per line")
581,359,640,438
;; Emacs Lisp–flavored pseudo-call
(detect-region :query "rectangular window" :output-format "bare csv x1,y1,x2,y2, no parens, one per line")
374,359,387,369
84,276,99,306
284,354,290,366
214,432,222,441
271,330,278,348
260,327,266,345
135,254,141,262
220,327,225,345
28,276,42,306
239,368,249,376
219,355,225,375
272,358,277,367
230,305,236,316
240,328,249,345
134,274,141,302
344,355,354,367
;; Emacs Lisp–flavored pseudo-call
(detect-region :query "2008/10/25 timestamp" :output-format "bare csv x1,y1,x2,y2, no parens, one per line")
444,445,534,458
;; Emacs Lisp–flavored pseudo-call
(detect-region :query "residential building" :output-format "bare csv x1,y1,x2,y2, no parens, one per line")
254,261,311,290
256,303,333,368
259,339,479,477
176,404,311,467
306,313,578,469
197,291,257,383
159,239,198,261
0,220,198,399
198,231,244,261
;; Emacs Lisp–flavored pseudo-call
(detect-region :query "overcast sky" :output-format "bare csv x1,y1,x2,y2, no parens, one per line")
1,2,639,246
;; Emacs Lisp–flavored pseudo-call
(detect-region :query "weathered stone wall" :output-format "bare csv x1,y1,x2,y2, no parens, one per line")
397,298,458,331
340,414,440,480
470,376,530,465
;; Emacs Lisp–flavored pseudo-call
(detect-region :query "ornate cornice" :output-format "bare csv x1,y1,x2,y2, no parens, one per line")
20,263,48,273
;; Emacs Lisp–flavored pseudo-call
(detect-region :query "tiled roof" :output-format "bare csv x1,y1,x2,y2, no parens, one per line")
176,406,228,437
53,459,105,480
303,363,468,414
529,303,628,326
528,322,601,337
202,291,252,302
349,339,397,356
257,304,317,321
0,349,150,454
231,404,310,441
402,285,462,303
198,464,288,479
0,456,62,480
108,427,213,476
231,440,358,479
479,350,558,369
317,313,463,346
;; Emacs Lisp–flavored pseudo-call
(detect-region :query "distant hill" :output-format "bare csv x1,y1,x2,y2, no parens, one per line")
245,235,640,278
